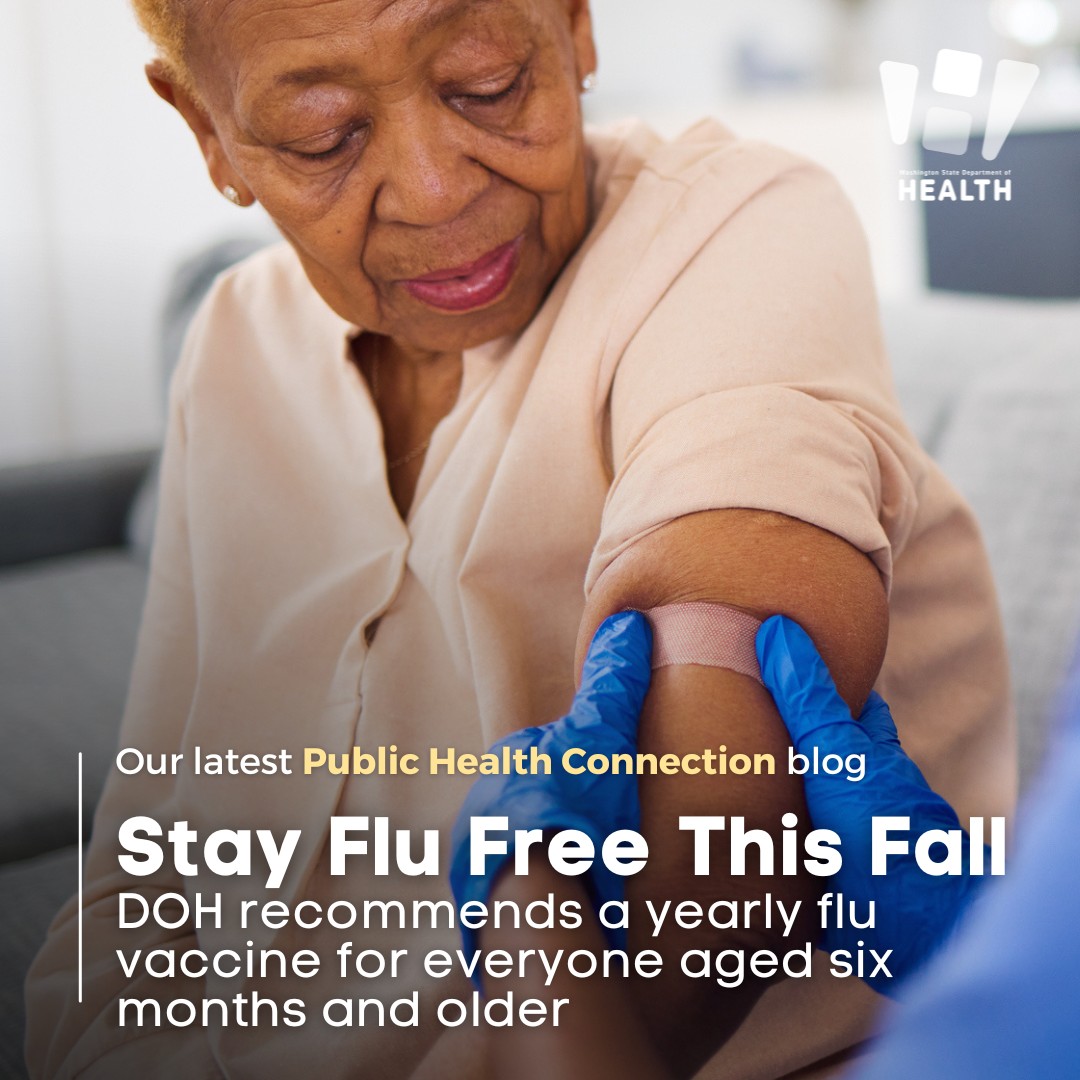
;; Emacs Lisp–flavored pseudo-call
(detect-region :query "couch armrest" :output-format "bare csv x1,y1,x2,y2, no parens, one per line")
0,450,156,567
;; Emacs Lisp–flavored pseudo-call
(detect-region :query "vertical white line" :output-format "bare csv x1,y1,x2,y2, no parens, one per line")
78,751,83,1004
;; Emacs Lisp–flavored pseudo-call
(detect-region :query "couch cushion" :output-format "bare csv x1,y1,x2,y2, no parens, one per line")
0,452,155,568
0,846,80,1080
0,552,147,864
936,348,1080,788
880,295,1080,457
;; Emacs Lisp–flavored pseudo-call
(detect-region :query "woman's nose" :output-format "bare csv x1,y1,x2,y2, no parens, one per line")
371,105,489,228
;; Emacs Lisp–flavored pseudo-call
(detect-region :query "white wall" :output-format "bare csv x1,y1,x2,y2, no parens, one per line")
0,0,275,466
587,0,848,105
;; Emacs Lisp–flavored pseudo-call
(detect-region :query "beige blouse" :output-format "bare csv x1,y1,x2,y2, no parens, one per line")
26,119,1015,1080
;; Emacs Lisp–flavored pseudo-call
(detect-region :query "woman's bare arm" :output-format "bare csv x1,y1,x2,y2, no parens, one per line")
481,868,673,1080
576,508,889,1076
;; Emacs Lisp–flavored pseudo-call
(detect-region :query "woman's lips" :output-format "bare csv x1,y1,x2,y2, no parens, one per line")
400,236,522,312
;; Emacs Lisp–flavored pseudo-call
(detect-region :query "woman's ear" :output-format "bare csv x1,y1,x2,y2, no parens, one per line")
563,0,598,87
144,62,254,207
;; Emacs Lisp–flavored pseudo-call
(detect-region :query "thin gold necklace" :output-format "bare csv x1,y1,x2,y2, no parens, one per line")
370,346,431,470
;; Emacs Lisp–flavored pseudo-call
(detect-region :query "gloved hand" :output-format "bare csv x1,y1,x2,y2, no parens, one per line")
756,615,987,997
449,610,653,962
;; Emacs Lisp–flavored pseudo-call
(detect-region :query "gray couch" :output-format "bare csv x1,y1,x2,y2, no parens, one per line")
2,282,1080,1078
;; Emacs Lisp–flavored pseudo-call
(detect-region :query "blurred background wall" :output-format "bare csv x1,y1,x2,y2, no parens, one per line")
2,0,1080,467
0,0,277,467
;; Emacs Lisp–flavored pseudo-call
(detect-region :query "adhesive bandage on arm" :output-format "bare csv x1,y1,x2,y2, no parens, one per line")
643,602,763,684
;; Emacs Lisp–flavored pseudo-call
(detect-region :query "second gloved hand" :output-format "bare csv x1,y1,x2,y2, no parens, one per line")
756,615,988,997
449,610,653,960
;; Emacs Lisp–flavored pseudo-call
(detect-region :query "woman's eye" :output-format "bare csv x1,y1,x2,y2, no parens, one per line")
469,74,521,103
450,67,527,110
285,126,366,164
298,141,346,161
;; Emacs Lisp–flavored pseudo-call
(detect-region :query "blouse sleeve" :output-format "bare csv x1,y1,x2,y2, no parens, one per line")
24,315,224,1079
587,158,927,596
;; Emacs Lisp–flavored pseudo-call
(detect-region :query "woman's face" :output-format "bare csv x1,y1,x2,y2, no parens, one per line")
168,0,596,354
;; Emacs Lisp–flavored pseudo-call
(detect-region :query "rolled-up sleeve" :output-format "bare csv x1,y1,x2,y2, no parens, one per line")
587,159,926,593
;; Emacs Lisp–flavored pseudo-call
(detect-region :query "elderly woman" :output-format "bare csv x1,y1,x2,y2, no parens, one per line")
26,1,1013,1078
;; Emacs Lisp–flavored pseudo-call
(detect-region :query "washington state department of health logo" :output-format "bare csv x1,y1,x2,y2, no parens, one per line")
880,50,1040,160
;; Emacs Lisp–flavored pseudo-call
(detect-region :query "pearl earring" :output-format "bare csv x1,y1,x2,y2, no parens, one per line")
222,185,243,206
581,71,598,93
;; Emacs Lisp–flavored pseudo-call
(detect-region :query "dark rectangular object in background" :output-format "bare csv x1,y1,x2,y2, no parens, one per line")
0,450,154,567
922,128,1080,299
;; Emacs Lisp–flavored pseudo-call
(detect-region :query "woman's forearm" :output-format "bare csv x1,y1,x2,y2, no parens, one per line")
480,866,672,1080
621,665,820,1074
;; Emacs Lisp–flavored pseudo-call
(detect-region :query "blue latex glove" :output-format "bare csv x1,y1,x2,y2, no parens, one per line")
449,610,652,963
756,614,987,997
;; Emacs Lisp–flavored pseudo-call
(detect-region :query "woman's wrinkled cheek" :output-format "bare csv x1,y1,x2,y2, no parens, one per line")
274,213,389,328
251,167,368,232
536,142,590,262
238,159,392,322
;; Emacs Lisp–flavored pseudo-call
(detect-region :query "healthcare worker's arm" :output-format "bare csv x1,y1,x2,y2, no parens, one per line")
576,509,889,1075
